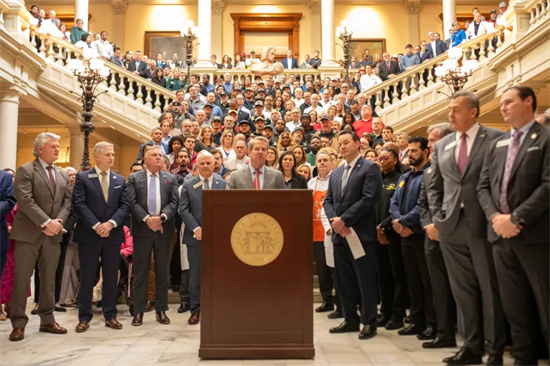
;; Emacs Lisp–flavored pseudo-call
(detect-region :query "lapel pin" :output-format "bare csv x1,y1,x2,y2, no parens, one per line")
531,133,537,139
479,134,485,138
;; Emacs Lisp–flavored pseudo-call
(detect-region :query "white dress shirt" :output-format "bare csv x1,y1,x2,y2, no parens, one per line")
145,169,161,217
198,174,213,189
39,19,63,37
303,105,325,115
286,58,293,69
286,121,302,133
294,98,305,108
92,39,114,58
454,122,480,163
431,41,438,57
360,74,382,92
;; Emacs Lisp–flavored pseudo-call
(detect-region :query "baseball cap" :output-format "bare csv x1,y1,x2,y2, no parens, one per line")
242,52,247,57
254,116,265,122
359,67,366,72
254,100,264,107
250,50,256,53
212,116,222,123
245,87,253,92
499,2,507,7
219,91,227,97
263,124,274,131
256,88,266,93
234,87,243,92
320,114,331,121
490,9,497,14
228,109,238,115
238,120,251,126
301,114,312,120
257,80,265,85
203,103,213,108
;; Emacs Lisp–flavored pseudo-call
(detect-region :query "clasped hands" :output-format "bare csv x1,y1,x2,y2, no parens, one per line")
392,219,413,238
492,214,522,239
95,222,114,238
146,216,164,233
330,217,351,238
42,219,63,236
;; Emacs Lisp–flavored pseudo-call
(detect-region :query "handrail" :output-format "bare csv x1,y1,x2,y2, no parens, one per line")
214,68,321,82
359,25,511,113
29,26,178,113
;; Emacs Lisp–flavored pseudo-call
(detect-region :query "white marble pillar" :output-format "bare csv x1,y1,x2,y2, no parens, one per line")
0,89,20,170
404,1,422,46
110,0,128,51
75,0,89,31
69,127,84,170
320,0,337,66
442,0,456,40
211,1,225,61
307,0,322,57
195,0,213,67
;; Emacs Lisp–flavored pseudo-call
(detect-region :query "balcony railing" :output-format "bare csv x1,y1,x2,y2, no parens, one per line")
214,69,321,83
527,0,550,31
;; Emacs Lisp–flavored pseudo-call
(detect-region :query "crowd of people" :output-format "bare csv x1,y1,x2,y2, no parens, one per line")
1,82,549,365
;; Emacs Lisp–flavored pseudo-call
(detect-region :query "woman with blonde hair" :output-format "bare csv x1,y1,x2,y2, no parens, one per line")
197,125,216,152
166,68,184,91
266,146,279,169
220,129,236,163
297,164,312,181
277,131,295,154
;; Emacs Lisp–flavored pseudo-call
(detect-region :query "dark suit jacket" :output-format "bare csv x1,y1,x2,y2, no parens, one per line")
427,40,448,57
286,174,308,189
378,60,401,81
72,169,130,245
10,159,72,243
178,174,226,247
478,122,549,243
128,59,148,78
445,38,452,50
127,169,178,238
0,171,16,248
428,124,503,238
281,58,299,69
109,56,124,67
417,167,433,229
324,156,381,245
420,49,433,62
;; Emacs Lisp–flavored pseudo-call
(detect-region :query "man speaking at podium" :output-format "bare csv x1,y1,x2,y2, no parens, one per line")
227,136,286,190
324,130,382,340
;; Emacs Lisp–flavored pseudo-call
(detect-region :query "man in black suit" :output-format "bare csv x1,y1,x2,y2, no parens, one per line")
72,142,130,333
428,91,505,366
417,123,457,349
324,131,382,340
427,31,448,57
127,145,179,326
127,50,148,78
478,86,549,366
378,52,401,82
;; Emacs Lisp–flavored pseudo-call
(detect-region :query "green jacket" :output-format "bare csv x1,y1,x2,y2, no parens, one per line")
70,26,87,44
166,78,185,91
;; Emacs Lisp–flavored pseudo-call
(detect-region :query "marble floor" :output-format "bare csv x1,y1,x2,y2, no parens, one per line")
0,302,523,366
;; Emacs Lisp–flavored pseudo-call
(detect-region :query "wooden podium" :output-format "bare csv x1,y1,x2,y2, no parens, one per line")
200,190,315,359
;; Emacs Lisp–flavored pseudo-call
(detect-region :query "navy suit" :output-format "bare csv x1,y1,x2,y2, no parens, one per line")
419,49,433,62
178,174,226,314
281,58,299,69
427,40,447,57
73,168,130,322
0,171,16,279
324,156,381,327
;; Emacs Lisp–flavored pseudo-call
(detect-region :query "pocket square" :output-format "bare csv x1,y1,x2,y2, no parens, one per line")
527,146,540,152
114,186,122,189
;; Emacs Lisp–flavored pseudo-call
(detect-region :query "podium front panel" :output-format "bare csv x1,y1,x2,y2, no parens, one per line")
200,190,314,359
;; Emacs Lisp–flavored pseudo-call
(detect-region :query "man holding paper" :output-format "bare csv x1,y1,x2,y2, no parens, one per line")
324,130,381,340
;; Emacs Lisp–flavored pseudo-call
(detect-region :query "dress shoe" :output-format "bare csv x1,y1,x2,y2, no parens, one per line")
9,328,25,341
75,321,90,333
377,316,390,327
30,308,38,315
315,302,334,313
144,301,154,313
188,311,200,325
385,319,405,330
177,302,190,314
327,310,343,319
54,306,66,312
486,355,503,366
398,324,426,336
39,322,68,334
105,319,123,330
156,311,170,325
329,321,360,334
422,337,457,349
358,325,377,340
172,285,180,292
442,347,483,365
131,313,143,326
416,326,436,340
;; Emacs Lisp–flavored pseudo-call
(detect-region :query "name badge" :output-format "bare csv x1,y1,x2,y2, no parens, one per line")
496,139,510,148
88,174,98,178
399,180,405,188
193,181,202,189
445,141,457,151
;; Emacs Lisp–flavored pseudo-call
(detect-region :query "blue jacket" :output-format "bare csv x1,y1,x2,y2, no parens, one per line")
0,171,16,251
389,162,431,234
451,30,468,48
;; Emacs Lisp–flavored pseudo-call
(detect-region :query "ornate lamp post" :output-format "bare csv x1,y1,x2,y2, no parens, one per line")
68,48,110,171
181,21,199,84
435,47,478,95
336,21,353,84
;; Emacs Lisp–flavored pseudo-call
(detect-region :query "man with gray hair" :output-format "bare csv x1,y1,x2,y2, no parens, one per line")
395,132,411,161
72,142,130,333
136,127,164,163
417,122,457,349
227,137,286,190
9,132,72,341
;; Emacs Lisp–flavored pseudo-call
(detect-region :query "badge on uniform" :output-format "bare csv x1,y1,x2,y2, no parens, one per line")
427,168,432,174
193,181,202,189
531,133,537,139
88,174,98,178
445,141,457,151
386,183,396,191
399,180,405,188
496,139,510,148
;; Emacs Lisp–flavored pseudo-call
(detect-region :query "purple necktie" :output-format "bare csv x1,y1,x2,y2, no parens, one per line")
457,134,468,174
148,173,157,215
500,131,523,214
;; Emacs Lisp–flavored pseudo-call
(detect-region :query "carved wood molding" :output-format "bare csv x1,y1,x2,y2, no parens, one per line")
230,13,302,59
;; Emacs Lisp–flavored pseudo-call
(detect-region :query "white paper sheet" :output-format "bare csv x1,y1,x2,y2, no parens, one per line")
346,228,365,260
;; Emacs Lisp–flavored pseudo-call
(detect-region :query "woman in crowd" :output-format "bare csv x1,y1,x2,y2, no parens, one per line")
277,131,294,154
166,135,184,166
243,77,252,88
342,112,356,129
340,123,357,134
297,164,312,181
75,33,92,49
278,151,307,189
196,125,216,153
364,148,379,162
331,121,340,131
58,22,70,42
310,110,320,131
0,169,17,321
327,105,337,121
266,146,279,170
334,101,345,120
352,72,362,93
219,129,236,163
221,55,232,69
234,54,246,69
292,145,308,167
166,68,184,91
151,67,166,88
274,97,284,114
123,51,133,68
160,112,179,137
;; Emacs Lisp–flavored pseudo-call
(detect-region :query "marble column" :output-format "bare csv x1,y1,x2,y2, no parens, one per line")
320,0,337,66
69,126,85,170
404,0,422,46
211,1,225,61
307,0,322,57
75,0,89,31
0,89,20,170
195,0,213,67
442,0,456,39
110,0,128,51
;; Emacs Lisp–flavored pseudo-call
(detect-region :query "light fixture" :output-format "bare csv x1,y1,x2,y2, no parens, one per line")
336,20,353,83
435,48,478,94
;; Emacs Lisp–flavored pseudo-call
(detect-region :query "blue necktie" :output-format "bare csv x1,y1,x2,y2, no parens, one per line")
148,173,157,215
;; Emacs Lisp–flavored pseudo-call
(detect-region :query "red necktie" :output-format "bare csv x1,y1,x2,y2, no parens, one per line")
46,166,56,192
254,170,260,190
386,62,390,70
457,134,468,174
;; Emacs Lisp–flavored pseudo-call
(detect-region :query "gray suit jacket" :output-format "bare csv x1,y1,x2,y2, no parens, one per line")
127,169,179,238
428,124,503,238
11,159,72,243
226,165,286,190
178,174,226,247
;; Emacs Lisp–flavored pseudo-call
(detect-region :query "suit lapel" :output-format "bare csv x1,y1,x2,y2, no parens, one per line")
333,167,343,201
495,132,510,186
53,166,63,198
139,170,148,206
509,123,540,181
245,167,255,190
34,159,55,197
159,172,167,208
463,126,487,176
443,133,462,179
108,173,117,202
90,169,106,203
